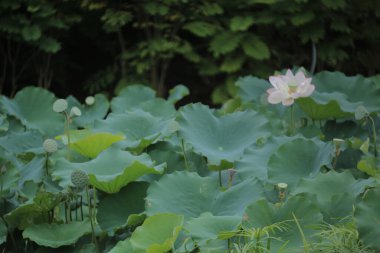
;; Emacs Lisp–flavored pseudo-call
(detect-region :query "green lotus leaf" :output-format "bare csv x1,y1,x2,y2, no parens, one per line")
236,75,270,103
18,155,45,185
97,182,149,235
0,114,8,132
130,213,184,253
0,218,6,245
0,130,44,154
59,130,124,158
236,136,296,181
293,170,373,222
168,84,190,104
355,188,380,250
68,94,109,128
0,165,19,197
145,171,265,218
0,87,64,136
5,203,45,230
108,239,134,253
297,71,380,120
52,147,165,193
178,103,270,169
243,195,323,253
22,221,91,248
110,85,156,113
148,141,210,177
95,111,178,152
185,212,240,242
267,138,334,188
138,98,176,118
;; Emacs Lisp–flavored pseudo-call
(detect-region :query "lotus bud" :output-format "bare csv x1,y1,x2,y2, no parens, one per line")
53,99,68,113
71,170,89,188
43,139,58,153
70,106,82,117
85,96,95,106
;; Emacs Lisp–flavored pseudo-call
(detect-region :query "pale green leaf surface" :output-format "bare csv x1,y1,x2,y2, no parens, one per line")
130,213,184,253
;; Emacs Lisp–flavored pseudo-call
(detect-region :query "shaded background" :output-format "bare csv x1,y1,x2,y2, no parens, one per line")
0,0,379,104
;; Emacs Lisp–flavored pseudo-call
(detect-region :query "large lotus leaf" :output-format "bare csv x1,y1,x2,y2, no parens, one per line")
236,75,270,103
293,170,373,221
297,71,380,120
0,87,64,136
110,85,156,113
145,171,265,218
185,212,240,242
0,114,9,132
68,94,109,128
97,182,149,235
235,136,297,181
0,218,6,244
108,239,134,253
355,188,380,250
148,141,210,176
59,130,124,158
95,111,178,152
138,99,177,118
130,213,184,253
52,147,164,193
5,203,45,229
168,84,190,104
178,103,270,168
23,221,91,248
0,130,44,154
1,165,19,193
267,138,334,188
18,155,45,186
243,195,323,253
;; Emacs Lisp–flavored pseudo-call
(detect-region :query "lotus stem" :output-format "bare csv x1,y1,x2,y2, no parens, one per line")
218,170,223,188
45,153,49,176
63,111,71,160
310,42,317,75
290,105,295,135
368,116,377,157
85,185,99,253
180,139,190,171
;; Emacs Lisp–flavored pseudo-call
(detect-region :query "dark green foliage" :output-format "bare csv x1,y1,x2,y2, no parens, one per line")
0,0,380,102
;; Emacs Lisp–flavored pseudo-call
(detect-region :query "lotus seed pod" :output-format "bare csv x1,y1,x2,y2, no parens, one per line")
43,139,58,153
53,99,68,113
277,182,288,190
71,170,89,188
70,106,82,117
355,105,369,120
85,96,95,106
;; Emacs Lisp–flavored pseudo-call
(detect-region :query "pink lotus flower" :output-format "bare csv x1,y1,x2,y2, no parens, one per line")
267,69,315,106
